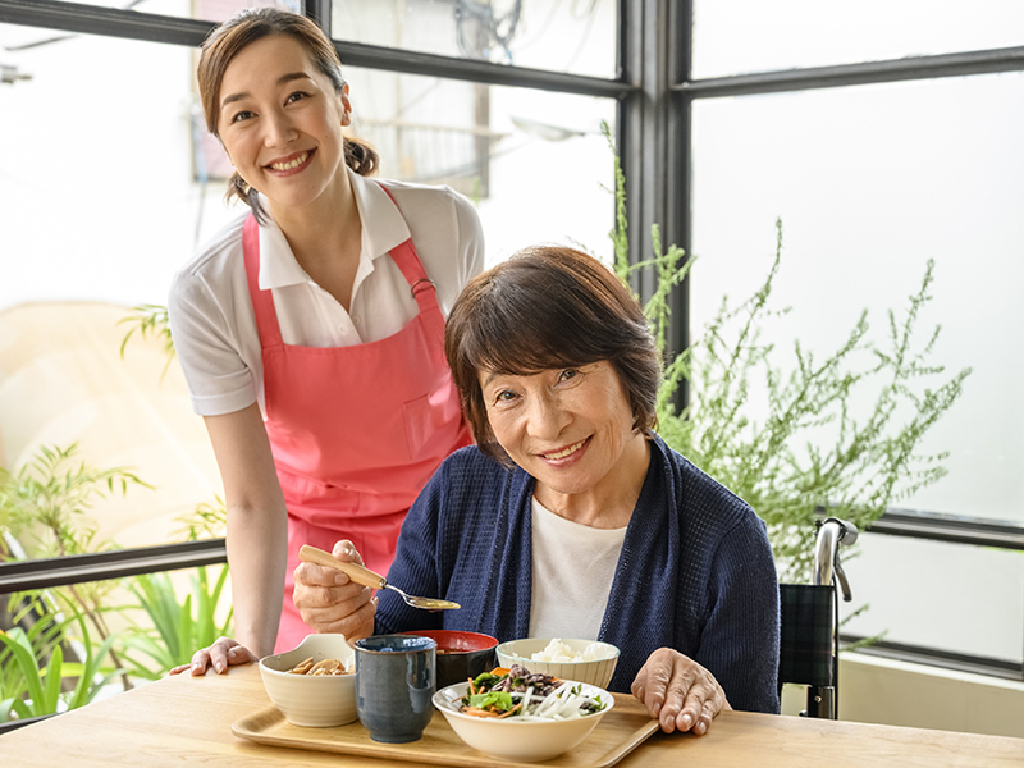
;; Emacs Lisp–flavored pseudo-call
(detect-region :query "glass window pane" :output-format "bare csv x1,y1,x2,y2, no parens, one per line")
342,67,616,265
334,0,617,78
190,0,300,22
0,25,226,558
693,0,1024,78
842,534,1024,664
690,73,1024,663
691,73,1024,525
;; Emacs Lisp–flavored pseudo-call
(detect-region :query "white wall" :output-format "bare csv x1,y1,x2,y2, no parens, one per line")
784,652,1024,739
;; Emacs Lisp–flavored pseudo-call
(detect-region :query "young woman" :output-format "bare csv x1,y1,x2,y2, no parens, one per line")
167,8,483,662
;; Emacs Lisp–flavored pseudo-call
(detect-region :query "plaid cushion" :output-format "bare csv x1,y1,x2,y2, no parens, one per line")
778,583,834,687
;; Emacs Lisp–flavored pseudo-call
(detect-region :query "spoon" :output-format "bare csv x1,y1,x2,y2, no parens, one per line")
298,544,461,611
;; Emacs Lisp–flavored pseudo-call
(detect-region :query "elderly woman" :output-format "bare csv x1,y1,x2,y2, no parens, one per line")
287,245,781,734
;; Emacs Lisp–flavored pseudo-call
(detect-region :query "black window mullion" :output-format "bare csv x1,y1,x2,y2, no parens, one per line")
676,44,1024,99
303,0,331,39
664,0,691,412
0,0,631,98
619,0,691,412
0,0,212,46
333,37,630,97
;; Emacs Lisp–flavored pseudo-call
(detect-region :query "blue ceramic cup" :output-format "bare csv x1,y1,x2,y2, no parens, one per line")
355,634,436,743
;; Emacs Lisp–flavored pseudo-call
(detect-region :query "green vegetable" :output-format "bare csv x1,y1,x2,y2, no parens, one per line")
467,690,514,712
582,695,607,714
471,672,499,690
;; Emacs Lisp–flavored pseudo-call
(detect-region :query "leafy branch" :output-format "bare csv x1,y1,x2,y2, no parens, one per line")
117,304,176,380
602,121,971,584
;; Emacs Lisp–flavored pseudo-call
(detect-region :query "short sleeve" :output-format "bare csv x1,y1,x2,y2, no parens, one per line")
450,187,486,285
167,266,257,416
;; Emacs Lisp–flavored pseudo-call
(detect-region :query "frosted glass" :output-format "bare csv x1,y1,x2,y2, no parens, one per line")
693,0,1024,78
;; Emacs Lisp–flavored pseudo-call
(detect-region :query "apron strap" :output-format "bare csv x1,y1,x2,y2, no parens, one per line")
375,183,441,321
242,214,285,348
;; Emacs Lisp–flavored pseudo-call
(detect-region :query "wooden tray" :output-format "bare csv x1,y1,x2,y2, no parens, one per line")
232,693,660,768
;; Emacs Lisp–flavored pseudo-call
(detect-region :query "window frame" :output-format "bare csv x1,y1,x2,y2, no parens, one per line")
2,0,1024,680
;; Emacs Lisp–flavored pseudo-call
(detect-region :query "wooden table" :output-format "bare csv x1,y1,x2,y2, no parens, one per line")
2,664,1022,767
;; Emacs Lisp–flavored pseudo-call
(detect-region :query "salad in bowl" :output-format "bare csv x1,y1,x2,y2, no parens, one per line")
433,664,614,761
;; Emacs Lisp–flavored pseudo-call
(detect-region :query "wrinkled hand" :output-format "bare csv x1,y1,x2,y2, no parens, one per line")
292,539,377,643
169,636,256,676
631,647,731,735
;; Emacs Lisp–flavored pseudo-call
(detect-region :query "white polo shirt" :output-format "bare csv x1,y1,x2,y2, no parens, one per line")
168,167,485,417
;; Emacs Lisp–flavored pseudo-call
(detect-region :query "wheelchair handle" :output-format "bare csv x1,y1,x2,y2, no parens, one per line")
812,517,858,601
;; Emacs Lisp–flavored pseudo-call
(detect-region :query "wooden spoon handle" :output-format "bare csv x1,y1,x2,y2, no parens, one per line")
298,544,385,590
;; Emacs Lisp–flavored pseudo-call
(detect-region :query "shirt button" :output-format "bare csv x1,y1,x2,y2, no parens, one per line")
352,314,361,325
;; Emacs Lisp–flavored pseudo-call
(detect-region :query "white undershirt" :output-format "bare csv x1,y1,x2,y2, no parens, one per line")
528,496,627,641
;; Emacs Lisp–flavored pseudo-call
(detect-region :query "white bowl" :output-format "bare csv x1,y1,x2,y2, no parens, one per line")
260,634,357,727
433,680,614,762
495,638,620,689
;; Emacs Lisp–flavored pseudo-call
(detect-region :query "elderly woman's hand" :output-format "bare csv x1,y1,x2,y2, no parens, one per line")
169,636,256,676
631,647,731,735
292,539,377,643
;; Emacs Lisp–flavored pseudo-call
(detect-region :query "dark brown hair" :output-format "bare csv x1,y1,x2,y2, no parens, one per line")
445,245,661,463
196,7,378,220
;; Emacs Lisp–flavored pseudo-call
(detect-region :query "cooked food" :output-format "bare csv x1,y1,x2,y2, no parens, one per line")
459,664,607,720
530,638,604,662
288,657,353,676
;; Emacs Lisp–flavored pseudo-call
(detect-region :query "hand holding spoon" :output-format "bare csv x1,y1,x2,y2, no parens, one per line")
298,544,461,611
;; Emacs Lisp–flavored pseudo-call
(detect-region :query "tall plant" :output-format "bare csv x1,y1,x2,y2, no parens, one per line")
0,443,152,688
0,604,120,722
118,498,233,679
604,125,971,583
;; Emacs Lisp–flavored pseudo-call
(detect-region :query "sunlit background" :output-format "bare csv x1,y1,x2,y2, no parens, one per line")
1,0,1022,722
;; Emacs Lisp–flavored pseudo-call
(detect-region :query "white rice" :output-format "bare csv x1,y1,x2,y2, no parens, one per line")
529,638,604,663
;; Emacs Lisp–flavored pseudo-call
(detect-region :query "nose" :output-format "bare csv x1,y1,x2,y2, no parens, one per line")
525,390,569,441
263,108,297,148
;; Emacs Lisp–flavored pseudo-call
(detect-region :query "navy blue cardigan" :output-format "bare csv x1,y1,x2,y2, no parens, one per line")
375,435,781,714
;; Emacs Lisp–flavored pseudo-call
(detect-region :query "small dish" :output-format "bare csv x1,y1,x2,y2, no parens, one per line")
496,638,620,689
259,634,357,727
399,629,497,689
432,679,615,762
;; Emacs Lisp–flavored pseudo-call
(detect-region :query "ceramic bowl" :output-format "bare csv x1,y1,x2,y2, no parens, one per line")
259,634,357,727
400,630,498,689
495,638,620,689
432,679,614,762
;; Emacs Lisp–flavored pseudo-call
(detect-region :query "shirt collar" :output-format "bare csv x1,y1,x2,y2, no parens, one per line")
257,167,411,290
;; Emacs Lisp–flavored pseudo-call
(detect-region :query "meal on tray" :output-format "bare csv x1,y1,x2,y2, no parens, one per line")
287,657,353,676
459,664,609,720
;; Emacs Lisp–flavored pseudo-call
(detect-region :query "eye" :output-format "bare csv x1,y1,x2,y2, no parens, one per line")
286,90,312,105
488,388,522,409
554,368,584,387
230,109,255,124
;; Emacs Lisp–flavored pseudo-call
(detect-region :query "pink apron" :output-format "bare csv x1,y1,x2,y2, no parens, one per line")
242,192,471,653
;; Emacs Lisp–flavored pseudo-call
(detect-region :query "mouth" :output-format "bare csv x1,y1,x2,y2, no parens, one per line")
538,437,589,461
265,149,314,172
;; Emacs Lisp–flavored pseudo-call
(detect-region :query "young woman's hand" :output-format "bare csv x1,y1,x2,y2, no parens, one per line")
631,647,731,735
292,539,377,643
169,636,257,676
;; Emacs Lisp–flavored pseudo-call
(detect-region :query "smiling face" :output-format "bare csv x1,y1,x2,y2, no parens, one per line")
479,361,649,514
216,34,350,212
